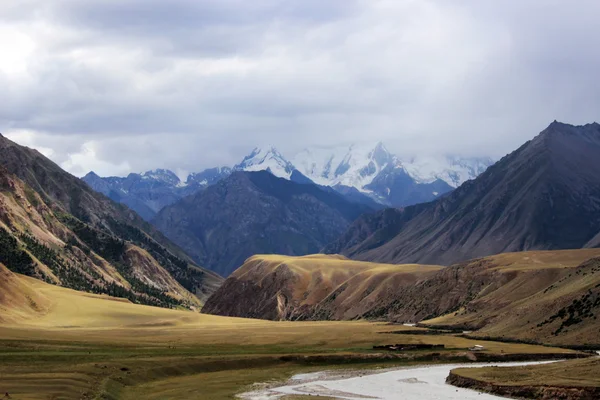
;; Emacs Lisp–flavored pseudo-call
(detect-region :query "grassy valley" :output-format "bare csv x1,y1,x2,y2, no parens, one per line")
0,264,582,400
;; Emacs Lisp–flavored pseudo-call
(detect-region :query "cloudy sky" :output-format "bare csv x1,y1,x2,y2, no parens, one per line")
1,0,599,177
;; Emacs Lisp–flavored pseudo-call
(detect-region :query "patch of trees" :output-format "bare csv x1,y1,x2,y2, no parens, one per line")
20,231,181,309
94,280,180,308
106,218,204,293
537,289,600,335
0,227,35,275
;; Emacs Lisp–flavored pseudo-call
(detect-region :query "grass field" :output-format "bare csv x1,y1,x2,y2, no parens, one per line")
0,273,579,399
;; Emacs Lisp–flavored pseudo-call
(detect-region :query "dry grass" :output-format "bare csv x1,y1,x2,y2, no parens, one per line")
485,249,600,271
239,254,442,279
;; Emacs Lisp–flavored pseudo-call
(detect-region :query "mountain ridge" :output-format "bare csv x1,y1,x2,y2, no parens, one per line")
324,121,600,266
83,143,492,219
152,170,373,276
0,134,223,306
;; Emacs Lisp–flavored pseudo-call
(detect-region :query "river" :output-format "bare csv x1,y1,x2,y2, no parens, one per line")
239,361,558,400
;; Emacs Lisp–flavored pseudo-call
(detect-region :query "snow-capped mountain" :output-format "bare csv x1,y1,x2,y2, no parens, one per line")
83,167,231,220
233,147,295,179
187,166,232,188
83,143,494,220
294,144,493,190
292,142,397,188
402,156,495,188
140,169,181,186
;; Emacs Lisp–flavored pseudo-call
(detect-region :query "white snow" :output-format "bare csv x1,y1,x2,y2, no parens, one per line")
232,143,493,192
292,142,397,189
234,147,294,179
402,156,494,188
238,361,559,400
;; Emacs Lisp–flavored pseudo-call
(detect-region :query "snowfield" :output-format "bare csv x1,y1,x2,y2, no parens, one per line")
238,361,558,400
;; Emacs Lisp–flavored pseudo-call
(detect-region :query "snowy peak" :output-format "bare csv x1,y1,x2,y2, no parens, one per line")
293,142,399,189
141,169,181,186
402,156,495,188
234,146,295,179
369,142,394,167
186,167,232,188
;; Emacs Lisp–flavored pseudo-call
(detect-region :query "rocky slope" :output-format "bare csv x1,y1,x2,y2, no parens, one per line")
325,122,600,266
0,134,222,306
152,171,374,276
202,254,443,320
204,249,600,346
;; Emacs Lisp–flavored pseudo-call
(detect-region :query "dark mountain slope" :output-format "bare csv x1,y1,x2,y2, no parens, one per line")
325,122,600,265
364,164,453,207
0,134,222,303
152,171,373,276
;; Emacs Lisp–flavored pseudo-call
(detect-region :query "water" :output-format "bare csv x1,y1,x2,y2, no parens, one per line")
239,360,559,400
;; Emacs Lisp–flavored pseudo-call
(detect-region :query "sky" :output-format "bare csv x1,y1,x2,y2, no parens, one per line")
1,0,599,178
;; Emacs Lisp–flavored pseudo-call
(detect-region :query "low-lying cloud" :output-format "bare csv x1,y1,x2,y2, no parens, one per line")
1,0,599,176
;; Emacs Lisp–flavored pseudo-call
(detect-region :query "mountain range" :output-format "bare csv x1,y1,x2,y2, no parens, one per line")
83,144,493,220
325,121,600,265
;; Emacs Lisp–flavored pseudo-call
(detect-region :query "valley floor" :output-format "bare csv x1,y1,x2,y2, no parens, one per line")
0,275,592,400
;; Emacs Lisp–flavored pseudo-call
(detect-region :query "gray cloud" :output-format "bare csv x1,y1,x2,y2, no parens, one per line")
1,0,599,177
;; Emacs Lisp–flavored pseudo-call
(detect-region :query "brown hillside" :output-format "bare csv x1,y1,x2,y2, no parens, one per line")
205,249,600,347
0,134,223,306
0,164,206,308
424,252,600,346
202,254,443,320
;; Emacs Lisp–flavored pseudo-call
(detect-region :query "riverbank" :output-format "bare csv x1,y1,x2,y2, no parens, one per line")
448,357,600,400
